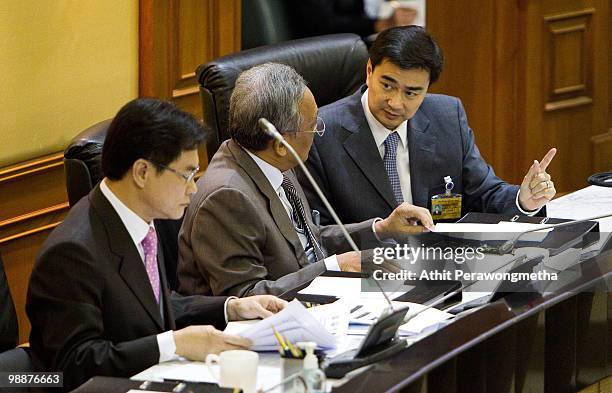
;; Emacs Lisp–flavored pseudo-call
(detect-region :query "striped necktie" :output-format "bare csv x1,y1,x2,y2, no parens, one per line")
281,175,326,261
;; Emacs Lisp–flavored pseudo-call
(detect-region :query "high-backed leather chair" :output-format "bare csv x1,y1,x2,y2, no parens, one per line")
197,33,369,159
0,251,33,372
63,121,182,290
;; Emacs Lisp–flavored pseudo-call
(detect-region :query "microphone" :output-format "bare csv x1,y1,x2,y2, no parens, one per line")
402,246,542,324
495,212,612,254
404,212,612,321
258,118,283,141
257,118,395,314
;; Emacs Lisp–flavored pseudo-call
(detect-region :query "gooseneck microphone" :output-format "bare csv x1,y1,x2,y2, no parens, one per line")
257,118,395,313
497,212,612,254
403,212,612,322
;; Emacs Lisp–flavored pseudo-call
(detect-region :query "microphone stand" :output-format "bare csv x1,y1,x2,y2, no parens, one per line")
497,212,612,253
258,118,395,315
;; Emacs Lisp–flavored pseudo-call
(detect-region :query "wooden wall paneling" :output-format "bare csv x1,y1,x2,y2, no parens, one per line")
426,1,496,176
172,0,214,119
492,1,523,183
522,0,608,194
139,0,241,168
428,0,608,191
542,8,594,112
0,154,69,343
590,131,612,171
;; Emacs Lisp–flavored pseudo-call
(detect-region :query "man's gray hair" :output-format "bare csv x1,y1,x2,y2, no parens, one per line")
229,62,307,150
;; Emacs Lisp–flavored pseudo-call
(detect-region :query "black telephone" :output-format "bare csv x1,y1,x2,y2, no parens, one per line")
323,306,410,378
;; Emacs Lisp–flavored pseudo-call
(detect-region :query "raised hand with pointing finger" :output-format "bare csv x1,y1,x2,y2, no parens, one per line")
518,148,557,212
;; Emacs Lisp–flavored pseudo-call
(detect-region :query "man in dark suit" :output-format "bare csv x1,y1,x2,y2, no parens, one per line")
26,99,286,391
177,63,434,298
302,26,557,226
0,252,18,352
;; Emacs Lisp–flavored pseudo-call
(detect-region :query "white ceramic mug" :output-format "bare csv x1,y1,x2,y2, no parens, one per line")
205,350,259,393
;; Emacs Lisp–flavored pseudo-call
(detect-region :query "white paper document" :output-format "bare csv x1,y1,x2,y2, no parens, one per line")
224,300,342,351
435,221,553,242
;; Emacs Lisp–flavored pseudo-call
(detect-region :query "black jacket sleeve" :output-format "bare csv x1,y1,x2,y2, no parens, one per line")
0,253,19,352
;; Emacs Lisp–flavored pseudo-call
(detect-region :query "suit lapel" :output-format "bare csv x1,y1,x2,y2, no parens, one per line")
227,141,306,265
408,109,436,208
157,239,175,330
341,90,399,210
90,186,164,330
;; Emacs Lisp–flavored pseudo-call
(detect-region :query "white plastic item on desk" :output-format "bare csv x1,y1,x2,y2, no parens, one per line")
298,342,326,393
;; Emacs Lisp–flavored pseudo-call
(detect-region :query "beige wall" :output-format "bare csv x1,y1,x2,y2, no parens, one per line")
0,0,138,167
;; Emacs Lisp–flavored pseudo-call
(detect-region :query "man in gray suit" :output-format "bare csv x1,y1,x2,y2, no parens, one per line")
301,26,557,226
178,63,434,297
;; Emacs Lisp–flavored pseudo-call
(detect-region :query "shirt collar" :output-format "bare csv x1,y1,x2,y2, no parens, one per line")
361,89,408,149
244,148,284,192
100,179,154,247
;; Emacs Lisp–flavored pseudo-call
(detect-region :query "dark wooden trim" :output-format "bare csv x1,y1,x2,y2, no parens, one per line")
138,0,154,97
0,153,64,184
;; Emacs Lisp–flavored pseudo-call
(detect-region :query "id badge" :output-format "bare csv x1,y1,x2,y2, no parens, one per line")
431,176,462,220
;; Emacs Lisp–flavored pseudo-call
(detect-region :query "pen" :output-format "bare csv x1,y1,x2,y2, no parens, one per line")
272,327,288,355
285,336,302,358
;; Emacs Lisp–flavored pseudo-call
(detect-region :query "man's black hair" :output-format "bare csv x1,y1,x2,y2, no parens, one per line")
102,98,205,180
369,25,444,84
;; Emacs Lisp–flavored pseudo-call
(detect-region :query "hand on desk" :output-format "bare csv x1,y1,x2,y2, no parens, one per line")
375,203,435,235
173,296,286,360
227,295,288,321
173,325,251,361
337,251,362,272
519,148,557,212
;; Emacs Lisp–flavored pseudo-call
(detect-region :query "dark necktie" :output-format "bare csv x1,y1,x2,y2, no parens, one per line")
281,175,326,261
383,132,404,204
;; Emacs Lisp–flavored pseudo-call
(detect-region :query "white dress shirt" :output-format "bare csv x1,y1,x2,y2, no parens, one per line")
361,89,413,205
100,180,233,363
245,150,341,270
361,89,538,216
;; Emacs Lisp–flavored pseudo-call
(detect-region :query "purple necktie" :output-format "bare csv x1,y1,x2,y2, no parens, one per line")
141,226,160,304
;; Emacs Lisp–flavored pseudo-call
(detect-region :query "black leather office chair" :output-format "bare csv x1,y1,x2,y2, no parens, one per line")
197,33,369,159
0,347,33,372
0,252,33,372
63,121,182,290
0,252,18,353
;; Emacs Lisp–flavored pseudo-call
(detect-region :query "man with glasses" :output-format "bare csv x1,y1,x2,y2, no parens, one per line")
177,62,434,297
27,98,286,390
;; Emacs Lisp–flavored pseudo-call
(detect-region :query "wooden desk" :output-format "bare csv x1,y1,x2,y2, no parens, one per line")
333,245,611,393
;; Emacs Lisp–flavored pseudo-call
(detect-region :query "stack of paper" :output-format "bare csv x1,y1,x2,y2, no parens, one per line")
435,222,553,242
224,300,343,351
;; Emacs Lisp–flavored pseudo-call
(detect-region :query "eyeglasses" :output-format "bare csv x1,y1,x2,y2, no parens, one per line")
305,116,325,137
153,163,200,183
285,117,326,137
